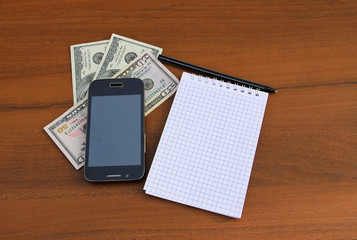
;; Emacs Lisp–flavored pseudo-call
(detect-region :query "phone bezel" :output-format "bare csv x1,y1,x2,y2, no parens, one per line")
84,78,145,182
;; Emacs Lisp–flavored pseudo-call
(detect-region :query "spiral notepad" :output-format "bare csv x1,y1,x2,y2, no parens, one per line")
144,72,268,218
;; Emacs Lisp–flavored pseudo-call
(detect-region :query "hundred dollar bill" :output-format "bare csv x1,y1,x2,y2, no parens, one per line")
93,33,163,80
112,51,179,116
70,40,109,104
44,100,88,170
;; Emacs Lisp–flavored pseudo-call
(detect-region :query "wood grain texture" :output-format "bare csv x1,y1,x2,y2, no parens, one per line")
0,0,356,239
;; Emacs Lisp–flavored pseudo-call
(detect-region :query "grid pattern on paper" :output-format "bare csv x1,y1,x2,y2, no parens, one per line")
144,72,268,218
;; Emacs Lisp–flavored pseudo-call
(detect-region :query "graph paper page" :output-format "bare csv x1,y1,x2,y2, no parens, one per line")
144,72,268,218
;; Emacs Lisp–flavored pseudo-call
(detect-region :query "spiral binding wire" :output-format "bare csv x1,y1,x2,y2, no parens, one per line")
190,74,261,97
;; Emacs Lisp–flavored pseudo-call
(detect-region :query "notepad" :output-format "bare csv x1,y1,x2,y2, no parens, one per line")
144,72,268,218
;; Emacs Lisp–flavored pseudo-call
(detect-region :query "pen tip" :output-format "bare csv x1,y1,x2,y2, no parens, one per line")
274,90,278,93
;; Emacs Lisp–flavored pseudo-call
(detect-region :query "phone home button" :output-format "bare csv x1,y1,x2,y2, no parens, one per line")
106,174,122,178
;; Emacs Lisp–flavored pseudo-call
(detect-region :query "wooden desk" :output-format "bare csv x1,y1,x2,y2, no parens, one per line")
1,1,356,239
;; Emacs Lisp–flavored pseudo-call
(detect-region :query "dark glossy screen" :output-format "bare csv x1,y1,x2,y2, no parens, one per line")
87,95,141,167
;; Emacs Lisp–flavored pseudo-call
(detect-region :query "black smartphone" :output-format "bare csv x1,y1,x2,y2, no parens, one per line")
84,78,145,182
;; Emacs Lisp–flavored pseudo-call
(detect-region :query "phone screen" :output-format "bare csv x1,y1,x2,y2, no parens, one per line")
87,94,141,167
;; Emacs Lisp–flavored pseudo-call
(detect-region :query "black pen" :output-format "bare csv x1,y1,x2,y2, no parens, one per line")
158,55,277,93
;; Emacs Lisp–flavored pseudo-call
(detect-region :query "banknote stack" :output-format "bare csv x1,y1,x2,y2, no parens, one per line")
44,33,179,170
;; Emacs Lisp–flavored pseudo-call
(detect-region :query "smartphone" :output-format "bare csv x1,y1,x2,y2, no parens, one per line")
84,78,145,182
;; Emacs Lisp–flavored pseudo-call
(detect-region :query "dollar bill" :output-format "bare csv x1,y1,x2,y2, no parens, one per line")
112,51,179,115
93,33,163,80
44,100,88,170
70,40,109,104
